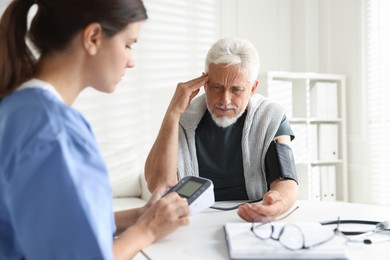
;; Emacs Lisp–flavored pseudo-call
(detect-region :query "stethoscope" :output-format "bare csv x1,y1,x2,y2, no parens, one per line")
320,219,390,244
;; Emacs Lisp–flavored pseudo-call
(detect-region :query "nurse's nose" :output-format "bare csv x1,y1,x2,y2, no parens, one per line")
126,53,135,68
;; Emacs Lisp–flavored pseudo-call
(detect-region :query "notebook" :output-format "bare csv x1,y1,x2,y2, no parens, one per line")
224,222,348,259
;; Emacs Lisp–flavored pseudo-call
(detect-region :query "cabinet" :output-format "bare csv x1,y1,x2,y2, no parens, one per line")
258,71,348,202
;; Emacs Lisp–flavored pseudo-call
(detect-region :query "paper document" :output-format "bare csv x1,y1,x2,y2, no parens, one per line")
224,222,347,259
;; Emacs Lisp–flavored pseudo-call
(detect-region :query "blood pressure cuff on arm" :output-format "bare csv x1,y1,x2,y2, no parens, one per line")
265,141,298,188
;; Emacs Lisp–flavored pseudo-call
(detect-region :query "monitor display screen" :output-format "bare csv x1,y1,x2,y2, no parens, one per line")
176,180,202,198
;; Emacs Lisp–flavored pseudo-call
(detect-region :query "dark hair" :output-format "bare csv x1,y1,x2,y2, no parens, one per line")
0,0,147,98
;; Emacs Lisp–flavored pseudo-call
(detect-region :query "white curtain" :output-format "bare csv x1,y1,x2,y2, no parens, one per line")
365,0,390,206
72,0,219,183
1,0,219,191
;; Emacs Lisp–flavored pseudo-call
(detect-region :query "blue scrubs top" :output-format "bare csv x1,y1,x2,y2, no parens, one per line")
0,79,115,260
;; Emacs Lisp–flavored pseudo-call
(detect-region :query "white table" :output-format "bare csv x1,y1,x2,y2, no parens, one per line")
141,200,390,260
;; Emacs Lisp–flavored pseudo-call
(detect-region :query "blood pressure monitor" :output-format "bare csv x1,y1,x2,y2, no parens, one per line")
165,176,215,215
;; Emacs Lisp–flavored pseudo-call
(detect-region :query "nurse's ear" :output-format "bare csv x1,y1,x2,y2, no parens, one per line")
83,23,103,56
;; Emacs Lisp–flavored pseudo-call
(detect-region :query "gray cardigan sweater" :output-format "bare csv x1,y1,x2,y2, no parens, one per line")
177,93,285,200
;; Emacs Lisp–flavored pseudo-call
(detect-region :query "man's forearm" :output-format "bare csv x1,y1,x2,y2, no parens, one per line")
145,74,208,192
144,112,180,192
269,179,298,212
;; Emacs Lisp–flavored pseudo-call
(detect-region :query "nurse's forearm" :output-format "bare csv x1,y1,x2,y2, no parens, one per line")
144,111,180,192
114,208,144,235
113,223,154,260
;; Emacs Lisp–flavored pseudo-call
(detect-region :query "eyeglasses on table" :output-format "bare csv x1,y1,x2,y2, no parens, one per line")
250,206,337,251
251,221,337,250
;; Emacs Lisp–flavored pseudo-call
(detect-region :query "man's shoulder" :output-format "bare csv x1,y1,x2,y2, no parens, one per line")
188,94,207,110
180,94,207,129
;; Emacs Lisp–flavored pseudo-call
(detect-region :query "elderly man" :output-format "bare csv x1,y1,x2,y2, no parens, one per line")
145,38,298,222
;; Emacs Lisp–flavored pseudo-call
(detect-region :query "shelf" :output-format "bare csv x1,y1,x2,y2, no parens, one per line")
264,71,346,81
311,160,344,165
308,118,343,123
259,71,348,202
296,160,344,165
289,118,343,123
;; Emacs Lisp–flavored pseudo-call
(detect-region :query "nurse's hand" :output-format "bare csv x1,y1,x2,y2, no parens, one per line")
141,183,176,214
137,190,190,242
113,187,189,259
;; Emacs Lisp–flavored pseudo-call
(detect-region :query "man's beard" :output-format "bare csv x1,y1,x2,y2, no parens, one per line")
206,103,246,128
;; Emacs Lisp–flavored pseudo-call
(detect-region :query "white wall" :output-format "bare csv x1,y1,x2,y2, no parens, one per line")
319,0,367,204
220,0,293,72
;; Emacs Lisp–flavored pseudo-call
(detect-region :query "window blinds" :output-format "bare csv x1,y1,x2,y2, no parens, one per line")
365,0,390,206
72,0,219,186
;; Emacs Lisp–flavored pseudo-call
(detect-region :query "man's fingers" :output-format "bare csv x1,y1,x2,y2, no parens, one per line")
181,74,208,91
237,206,253,222
238,203,263,222
187,73,208,85
189,89,200,100
238,202,283,222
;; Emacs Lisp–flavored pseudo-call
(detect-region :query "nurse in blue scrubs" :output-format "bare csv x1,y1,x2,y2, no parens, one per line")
0,0,193,259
